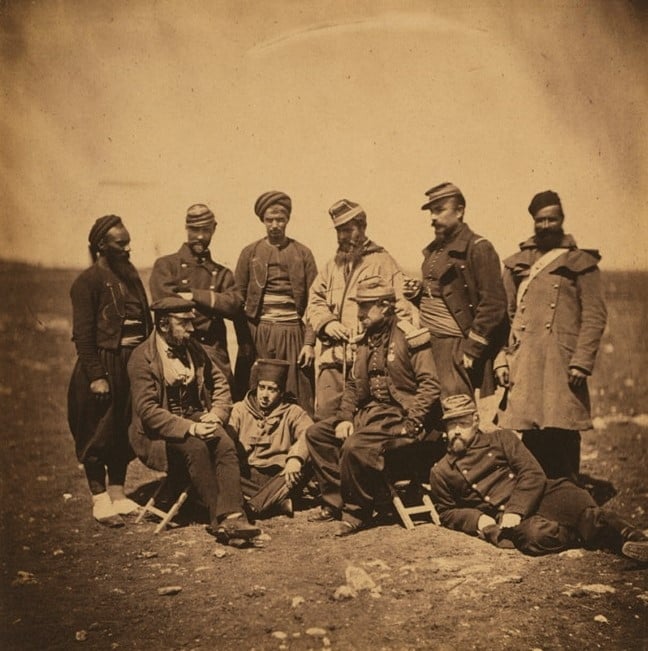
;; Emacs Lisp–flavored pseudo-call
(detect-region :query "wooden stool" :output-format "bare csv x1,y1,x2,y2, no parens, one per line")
135,476,191,534
387,478,440,530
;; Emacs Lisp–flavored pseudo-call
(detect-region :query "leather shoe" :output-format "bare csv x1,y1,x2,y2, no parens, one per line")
211,516,261,544
622,540,648,562
308,506,340,522
276,498,294,518
334,519,365,537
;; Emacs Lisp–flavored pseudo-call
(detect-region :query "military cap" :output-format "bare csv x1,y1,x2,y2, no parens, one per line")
441,394,478,420
150,296,197,317
254,191,292,220
421,182,464,211
528,190,562,216
350,275,396,303
328,199,366,227
185,203,216,228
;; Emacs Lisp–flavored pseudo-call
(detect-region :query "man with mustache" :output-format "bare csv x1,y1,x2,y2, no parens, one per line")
128,297,260,544
306,277,442,535
494,191,607,481
307,199,412,420
429,395,648,561
234,191,318,415
412,182,507,400
68,215,152,526
150,204,242,389
227,358,314,519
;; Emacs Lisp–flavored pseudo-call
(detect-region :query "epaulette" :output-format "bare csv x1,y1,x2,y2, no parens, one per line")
396,320,431,349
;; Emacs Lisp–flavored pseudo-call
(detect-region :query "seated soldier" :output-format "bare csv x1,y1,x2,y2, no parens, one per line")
228,358,313,519
128,297,260,544
306,276,443,536
428,394,648,561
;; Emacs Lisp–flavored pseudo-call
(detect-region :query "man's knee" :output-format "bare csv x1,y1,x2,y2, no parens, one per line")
305,418,337,447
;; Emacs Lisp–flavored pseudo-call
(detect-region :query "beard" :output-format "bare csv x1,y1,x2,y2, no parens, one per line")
107,253,140,285
187,240,209,257
534,227,564,251
334,244,364,267
447,434,469,457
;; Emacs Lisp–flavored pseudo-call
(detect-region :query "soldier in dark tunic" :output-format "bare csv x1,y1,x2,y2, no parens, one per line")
68,215,152,526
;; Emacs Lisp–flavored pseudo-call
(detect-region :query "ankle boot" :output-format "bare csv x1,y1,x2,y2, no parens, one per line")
598,509,648,560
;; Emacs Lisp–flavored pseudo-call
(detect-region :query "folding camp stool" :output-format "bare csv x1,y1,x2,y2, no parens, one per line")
383,439,443,530
135,475,191,534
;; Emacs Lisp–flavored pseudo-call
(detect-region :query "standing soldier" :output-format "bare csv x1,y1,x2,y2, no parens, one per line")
150,204,242,387
413,182,507,400
495,190,607,481
307,199,411,420
234,191,317,415
68,215,152,526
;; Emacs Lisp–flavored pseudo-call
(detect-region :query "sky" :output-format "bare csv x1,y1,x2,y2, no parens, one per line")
1,0,647,273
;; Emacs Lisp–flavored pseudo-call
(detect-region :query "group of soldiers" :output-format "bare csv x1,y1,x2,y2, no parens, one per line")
67,183,648,561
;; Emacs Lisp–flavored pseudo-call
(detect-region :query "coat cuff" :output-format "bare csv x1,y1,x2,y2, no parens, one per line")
463,330,488,359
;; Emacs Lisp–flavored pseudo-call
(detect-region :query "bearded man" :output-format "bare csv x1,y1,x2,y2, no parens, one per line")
494,191,607,481
429,395,648,561
307,199,412,420
411,182,507,399
306,277,442,536
150,204,243,387
68,215,152,526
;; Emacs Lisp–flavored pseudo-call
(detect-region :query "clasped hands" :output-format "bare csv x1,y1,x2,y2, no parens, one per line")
192,412,223,439
478,513,522,549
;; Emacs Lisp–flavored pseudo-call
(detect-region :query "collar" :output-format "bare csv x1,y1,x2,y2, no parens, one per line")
242,390,292,420
519,233,577,251
504,233,578,271
178,242,214,266
423,222,472,254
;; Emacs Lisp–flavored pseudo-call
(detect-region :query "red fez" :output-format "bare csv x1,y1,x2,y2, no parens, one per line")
528,190,562,216
254,191,292,220
252,358,290,389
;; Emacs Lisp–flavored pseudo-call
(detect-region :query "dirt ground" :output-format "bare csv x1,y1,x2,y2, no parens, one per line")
1,264,647,650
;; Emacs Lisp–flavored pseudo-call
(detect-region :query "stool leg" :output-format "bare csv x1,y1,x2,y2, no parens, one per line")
422,494,441,526
153,487,189,534
392,493,416,530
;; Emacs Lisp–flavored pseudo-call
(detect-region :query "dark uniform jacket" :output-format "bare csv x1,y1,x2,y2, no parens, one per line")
420,223,507,360
150,244,242,351
70,258,152,381
128,333,232,472
337,320,440,426
429,429,547,535
235,237,317,332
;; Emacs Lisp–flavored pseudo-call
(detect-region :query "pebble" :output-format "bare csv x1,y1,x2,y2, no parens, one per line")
562,583,616,597
157,585,183,596
291,596,305,608
137,551,158,559
53,549,64,556
213,548,227,558
364,559,390,570
257,533,272,542
345,565,376,592
271,631,287,640
333,585,356,600
75,630,87,641
11,571,37,586
63,493,73,501
245,585,267,597
558,549,584,559
594,614,609,624
306,627,327,637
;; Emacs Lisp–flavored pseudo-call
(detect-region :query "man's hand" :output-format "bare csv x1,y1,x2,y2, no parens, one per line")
282,458,303,488
400,418,424,438
495,365,510,388
335,421,354,440
324,320,350,342
462,353,475,370
176,291,193,301
193,422,220,439
200,412,222,425
478,514,497,533
297,344,315,368
90,378,110,398
500,513,522,529
568,367,588,389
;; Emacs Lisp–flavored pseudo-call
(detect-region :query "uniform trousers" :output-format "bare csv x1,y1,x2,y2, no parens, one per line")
306,403,418,524
428,334,483,399
166,429,243,527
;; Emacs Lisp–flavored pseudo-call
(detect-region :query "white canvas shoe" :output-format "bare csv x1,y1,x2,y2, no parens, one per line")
107,485,140,515
92,492,124,527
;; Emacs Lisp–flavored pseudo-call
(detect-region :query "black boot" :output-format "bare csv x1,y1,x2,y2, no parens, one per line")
598,509,648,561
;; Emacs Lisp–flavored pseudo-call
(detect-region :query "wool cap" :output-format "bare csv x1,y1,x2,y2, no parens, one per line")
328,199,366,227
442,394,477,420
421,183,464,211
350,275,396,304
254,191,292,220
528,190,562,216
185,204,216,228
150,296,197,317
88,215,123,249
252,358,290,389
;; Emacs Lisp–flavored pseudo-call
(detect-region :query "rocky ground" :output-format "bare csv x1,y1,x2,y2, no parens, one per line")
1,265,647,650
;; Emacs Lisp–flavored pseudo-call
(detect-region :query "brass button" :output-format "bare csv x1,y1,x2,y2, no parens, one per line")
181,279,188,284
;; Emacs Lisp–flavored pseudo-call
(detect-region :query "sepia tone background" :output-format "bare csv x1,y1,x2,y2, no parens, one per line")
1,0,647,273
